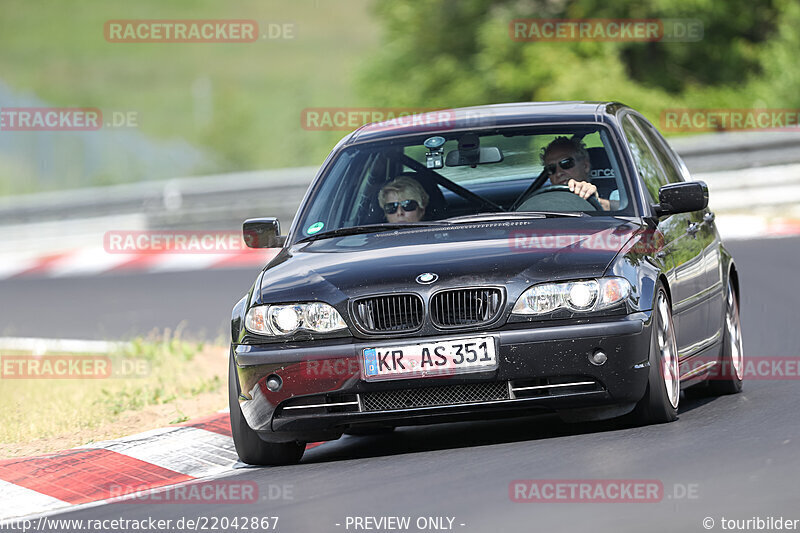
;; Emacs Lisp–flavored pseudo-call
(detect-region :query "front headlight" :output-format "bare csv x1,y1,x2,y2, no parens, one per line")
245,302,348,336
512,277,631,315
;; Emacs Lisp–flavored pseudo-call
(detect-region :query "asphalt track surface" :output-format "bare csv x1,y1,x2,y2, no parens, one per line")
7,236,800,532
0,268,261,341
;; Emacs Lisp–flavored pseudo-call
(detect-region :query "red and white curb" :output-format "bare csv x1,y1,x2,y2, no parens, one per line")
713,214,800,241
0,413,324,522
1,215,799,281
0,247,277,280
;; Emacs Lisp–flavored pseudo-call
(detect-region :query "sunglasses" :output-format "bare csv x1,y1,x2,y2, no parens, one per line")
545,157,576,175
383,199,420,214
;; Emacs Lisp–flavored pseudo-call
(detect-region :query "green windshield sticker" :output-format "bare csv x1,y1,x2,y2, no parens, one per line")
307,222,324,234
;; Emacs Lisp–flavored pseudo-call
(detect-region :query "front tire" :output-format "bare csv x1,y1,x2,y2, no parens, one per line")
632,286,680,424
708,279,744,395
228,348,305,466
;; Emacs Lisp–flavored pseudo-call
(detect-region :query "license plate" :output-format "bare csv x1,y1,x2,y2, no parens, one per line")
362,336,497,381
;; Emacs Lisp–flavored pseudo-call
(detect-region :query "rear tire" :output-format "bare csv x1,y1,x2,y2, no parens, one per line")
228,348,305,466
708,279,744,395
632,286,679,424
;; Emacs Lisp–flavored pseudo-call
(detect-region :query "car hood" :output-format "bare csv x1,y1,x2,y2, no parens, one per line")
255,218,644,304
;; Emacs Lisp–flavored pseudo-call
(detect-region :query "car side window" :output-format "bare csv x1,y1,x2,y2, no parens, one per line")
632,116,684,184
621,116,668,203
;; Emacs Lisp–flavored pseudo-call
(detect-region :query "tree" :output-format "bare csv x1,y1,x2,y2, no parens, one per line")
357,0,797,125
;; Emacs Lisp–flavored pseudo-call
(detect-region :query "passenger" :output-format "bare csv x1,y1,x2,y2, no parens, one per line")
541,137,612,210
378,175,429,223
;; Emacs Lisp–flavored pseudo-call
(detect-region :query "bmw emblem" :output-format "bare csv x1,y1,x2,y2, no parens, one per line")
416,272,438,284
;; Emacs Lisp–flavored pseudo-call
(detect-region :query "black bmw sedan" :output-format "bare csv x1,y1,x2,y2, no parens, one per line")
228,102,744,465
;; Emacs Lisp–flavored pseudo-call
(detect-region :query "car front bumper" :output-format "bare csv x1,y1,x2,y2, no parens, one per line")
233,311,653,442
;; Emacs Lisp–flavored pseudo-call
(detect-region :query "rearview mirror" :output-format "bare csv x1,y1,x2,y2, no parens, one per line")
445,146,503,166
652,181,708,217
243,218,284,248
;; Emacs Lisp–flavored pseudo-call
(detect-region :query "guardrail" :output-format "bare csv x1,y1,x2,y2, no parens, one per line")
701,164,800,212
669,130,800,173
0,166,318,230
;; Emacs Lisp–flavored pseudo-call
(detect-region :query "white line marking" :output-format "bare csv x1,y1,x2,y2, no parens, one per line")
0,337,128,354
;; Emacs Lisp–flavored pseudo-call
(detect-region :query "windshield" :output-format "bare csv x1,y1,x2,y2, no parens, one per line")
294,125,633,240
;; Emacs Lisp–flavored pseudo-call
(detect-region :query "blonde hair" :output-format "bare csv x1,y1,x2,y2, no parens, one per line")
378,175,429,208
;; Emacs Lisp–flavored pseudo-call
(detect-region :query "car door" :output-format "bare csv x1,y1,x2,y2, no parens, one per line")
633,116,724,352
620,115,708,358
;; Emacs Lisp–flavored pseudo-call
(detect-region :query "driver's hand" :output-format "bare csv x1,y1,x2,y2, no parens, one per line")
567,179,610,210
567,179,598,200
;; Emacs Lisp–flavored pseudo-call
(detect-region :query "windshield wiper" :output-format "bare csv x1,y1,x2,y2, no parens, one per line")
296,223,447,243
443,211,586,224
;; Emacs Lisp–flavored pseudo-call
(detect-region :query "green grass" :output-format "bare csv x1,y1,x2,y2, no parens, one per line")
0,331,224,445
0,0,379,193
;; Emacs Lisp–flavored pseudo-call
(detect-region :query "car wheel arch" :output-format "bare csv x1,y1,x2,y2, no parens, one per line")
643,273,672,312
658,274,672,308
728,264,740,304
231,295,247,344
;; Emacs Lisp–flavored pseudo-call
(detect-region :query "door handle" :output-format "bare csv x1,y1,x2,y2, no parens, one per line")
703,212,715,224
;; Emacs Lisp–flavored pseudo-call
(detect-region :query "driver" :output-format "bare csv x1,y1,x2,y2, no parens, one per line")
378,175,429,223
541,137,611,210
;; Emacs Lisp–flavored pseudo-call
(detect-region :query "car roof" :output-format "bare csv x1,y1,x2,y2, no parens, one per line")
347,101,629,145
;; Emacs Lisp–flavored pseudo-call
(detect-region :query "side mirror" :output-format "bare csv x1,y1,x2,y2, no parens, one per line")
243,218,285,248
652,181,708,217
